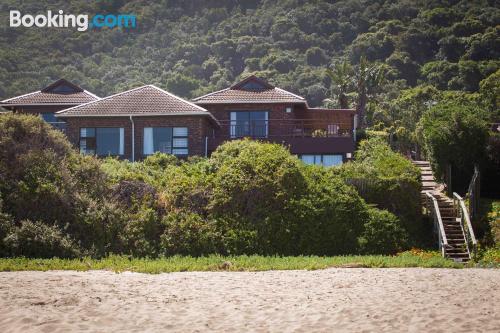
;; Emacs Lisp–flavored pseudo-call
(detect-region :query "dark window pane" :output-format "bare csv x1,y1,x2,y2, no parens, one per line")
80,128,95,138
51,84,76,94
231,111,268,138
41,113,57,123
153,127,172,154
241,81,266,91
96,128,121,156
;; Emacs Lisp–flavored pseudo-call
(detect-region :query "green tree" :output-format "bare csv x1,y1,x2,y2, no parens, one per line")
325,59,353,108
418,102,489,192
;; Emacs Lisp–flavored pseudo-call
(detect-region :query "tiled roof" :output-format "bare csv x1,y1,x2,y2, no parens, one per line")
0,79,99,106
56,85,218,123
192,76,306,104
0,91,98,105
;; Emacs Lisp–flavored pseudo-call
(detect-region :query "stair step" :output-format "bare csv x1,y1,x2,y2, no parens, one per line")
448,252,469,258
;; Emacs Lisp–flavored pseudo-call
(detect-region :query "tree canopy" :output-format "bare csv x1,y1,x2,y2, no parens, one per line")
0,0,498,107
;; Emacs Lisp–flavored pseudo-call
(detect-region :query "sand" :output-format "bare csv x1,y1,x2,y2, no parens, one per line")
0,268,499,332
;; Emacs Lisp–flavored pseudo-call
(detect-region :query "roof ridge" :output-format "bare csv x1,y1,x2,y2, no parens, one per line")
41,78,83,93
56,85,152,114
147,85,208,112
192,88,230,102
1,90,41,103
274,87,305,100
83,90,100,99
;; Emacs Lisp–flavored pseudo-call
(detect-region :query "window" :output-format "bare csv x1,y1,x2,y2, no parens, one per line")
40,113,58,123
240,80,267,91
80,128,124,156
143,127,188,156
300,154,343,167
230,111,268,138
51,84,77,94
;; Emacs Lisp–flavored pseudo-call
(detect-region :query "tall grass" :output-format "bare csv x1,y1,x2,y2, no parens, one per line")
0,251,463,273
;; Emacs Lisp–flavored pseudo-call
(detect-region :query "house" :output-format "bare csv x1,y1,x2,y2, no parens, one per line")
0,79,99,131
192,75,356,166
2,76,356,166
55,85,219,161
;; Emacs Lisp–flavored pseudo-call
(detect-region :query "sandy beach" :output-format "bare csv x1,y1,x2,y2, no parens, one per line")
0,268,499,332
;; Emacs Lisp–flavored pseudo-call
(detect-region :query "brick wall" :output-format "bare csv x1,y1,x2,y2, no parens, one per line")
63,115,213,160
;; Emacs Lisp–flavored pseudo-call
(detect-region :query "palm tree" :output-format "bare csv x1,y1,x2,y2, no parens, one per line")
325,60,353,109
354,56,387,129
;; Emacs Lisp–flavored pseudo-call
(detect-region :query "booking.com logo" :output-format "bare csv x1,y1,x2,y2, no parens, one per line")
9,10,136,31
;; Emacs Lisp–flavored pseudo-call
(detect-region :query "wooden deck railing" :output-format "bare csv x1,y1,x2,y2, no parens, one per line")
425,191,448,257
453,192,477,258
211,119,353,139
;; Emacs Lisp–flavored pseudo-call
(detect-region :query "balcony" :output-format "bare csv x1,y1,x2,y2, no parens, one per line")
207,119,355,154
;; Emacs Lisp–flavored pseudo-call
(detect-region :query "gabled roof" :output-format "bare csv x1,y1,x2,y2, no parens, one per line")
0,79,99,106
56,85,219,125
192,75,306,104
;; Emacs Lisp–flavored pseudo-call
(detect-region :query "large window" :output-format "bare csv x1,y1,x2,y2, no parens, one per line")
80,128,124,156
40,113,66,131
230,111,268,138
143,127,188,156
300,154,343,167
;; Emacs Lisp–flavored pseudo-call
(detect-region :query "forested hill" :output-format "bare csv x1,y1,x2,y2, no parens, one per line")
0,0,498,106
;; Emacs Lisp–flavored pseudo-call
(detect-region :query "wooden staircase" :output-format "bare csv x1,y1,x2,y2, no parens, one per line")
413,161,473,263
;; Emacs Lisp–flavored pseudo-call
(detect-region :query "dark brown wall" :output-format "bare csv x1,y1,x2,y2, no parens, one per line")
62,115,213,160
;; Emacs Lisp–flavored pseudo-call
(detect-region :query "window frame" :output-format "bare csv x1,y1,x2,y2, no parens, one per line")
299,154,344,167
79,127,124,157
143,126,189,157
229,110,269,138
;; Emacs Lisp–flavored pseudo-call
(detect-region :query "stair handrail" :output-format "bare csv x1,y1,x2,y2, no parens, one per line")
425,191,448,255
453,192,477,257
466,165,480,221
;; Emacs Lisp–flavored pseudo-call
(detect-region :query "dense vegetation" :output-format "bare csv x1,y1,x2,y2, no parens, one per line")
0,1,498,261
0,0,498,107
0,114,418,258
337,138,424,248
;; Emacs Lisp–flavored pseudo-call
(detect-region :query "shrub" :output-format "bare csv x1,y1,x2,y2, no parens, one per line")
0,114,116,257
0,197,13,257
208,140,309,254
160,210,221,256
120,206,163,257
359,208,407,254
297,166,369,255
3,220,81,258
339,138,420,246
0,117,407,258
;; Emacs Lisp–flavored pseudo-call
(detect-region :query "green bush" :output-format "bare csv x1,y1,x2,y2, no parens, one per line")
3,220,81,258
161,210,221,256
0,114,115,257
338,138,420,246
0,116,413,258
359,208,407,255
209,140,310,254
296,166,369,255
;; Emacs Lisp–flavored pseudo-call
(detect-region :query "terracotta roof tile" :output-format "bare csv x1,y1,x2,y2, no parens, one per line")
0,90,98,105
56,85,217,123
193,76,306,104
193,87,306,104
0,79,99,106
